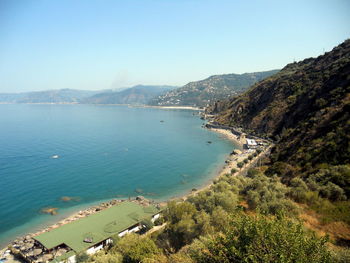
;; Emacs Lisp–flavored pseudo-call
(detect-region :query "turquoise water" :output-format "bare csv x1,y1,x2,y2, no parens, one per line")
0,104,235,246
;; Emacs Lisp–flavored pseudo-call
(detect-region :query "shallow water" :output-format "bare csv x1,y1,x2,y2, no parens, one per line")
0,104,236,246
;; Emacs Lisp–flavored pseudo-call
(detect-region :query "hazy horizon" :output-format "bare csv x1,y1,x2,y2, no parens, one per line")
0,0,349,93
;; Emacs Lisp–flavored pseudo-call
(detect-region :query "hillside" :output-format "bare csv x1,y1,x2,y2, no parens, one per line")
208,39,350,195
149,70,279,107
81,85,176,105
0,89,99,104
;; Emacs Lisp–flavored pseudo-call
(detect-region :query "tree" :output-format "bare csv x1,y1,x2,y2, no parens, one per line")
113,234,161,263
243,158,249,164
186,214,331,263
76,252,89,263
231,168,238,174
237,162,244,169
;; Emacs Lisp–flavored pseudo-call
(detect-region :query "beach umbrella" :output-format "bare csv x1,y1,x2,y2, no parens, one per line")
33,248,42,256
25,243,34,249
42,254,53,261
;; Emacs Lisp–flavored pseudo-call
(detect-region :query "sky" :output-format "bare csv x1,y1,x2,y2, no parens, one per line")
0,0,349,93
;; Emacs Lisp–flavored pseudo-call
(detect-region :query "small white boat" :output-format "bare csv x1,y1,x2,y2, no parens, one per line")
51,155,59,159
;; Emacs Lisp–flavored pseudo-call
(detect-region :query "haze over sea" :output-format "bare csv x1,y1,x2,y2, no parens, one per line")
0,104,235,246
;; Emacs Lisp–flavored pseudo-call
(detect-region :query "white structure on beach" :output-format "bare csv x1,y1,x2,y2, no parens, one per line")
246,139,258,149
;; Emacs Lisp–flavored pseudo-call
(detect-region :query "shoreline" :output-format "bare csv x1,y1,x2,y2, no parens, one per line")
179,127,253,200
1,126,266,253
0,103,202,111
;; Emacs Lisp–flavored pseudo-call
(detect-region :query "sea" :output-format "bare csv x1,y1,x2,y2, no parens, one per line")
0,104,236,247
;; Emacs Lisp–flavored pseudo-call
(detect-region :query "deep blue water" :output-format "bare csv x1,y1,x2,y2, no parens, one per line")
0,104,235,246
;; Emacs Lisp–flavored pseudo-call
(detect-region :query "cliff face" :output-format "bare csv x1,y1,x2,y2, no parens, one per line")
210,40,350,183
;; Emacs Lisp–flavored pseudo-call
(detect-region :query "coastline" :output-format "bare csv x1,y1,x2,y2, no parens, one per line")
1,126,265,253
0,103,202,111
178,127,250,200
133,105,203,111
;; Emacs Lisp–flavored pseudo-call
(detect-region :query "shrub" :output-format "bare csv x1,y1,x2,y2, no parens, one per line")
76,252,89,263
186,214,331,263
237,162,244,169
288,177,309,203
88,251,123,263
154,216,165,226
113,234,161,263
247,168,261,178
243,158,249,164
248,154,254,160
320,182,347,201
230,168,238,174
141,218,154,232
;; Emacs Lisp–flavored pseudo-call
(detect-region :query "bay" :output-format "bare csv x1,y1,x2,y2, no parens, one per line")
0,104,236,246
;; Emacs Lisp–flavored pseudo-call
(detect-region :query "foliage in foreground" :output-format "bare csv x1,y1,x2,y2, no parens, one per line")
83,167,348,262
181,214,331,263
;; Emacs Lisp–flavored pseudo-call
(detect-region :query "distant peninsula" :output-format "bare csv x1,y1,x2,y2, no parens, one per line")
0,70,279,107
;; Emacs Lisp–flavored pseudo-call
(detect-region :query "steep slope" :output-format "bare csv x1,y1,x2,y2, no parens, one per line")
82,85,176,105
149,70,279,107
0,89,99,103
209,40,350,194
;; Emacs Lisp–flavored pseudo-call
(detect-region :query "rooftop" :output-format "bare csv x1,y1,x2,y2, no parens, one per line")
34,202,160,253
246,139,257,145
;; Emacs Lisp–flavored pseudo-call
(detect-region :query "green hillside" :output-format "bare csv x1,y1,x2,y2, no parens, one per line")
79,41,350,263
81,85,176,105
209,40,350,191
149,70,279,107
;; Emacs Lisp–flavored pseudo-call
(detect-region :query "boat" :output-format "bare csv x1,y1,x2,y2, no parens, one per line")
51,155,59,159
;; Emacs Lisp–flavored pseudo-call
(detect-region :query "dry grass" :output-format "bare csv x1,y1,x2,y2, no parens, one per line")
299,207,350,245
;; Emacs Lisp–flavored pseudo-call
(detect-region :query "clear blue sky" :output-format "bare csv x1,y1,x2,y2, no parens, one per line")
0,0,349,92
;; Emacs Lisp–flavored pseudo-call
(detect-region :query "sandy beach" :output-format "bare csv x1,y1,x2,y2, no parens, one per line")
1,126,269,254
181,127,271,200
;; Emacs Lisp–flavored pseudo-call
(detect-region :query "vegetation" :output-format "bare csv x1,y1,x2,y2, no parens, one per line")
150,70,279,107
83,167,346,262
208,40,350,212
79,40,350,263
237,161,244,169
76,252,90,263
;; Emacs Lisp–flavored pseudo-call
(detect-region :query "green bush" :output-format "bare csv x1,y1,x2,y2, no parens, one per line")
88,251,123,263
154,216,165,226
230,168,238,174
76,252,89,263
186,214,331,263
319,182,347,201
113,234,161,263
237,162,244,169
331,248,350,263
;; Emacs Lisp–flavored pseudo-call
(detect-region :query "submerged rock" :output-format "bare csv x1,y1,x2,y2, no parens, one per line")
60,196,80,202
135,188,143,194
40,207,58,215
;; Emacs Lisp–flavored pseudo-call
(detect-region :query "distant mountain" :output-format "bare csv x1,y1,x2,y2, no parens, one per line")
208,39,350,194
0,89,99,103
149,70,279,107
81,85,177,105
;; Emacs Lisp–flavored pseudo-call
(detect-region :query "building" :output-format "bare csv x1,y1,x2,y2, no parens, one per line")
30,202,161,263
246,139,258,149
